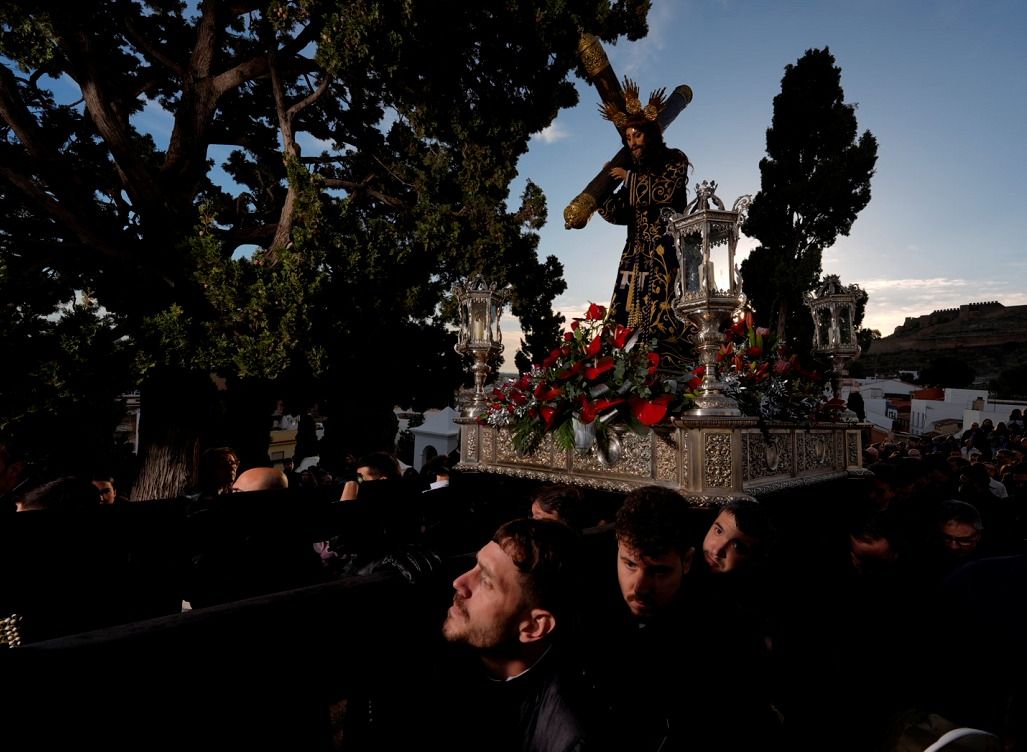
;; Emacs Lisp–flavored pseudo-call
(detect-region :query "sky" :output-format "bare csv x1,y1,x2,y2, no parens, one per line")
500,0,1027,367
21,1,1027,371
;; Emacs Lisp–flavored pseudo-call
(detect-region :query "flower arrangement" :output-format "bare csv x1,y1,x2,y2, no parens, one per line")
485,303,680,456
715,312,827,422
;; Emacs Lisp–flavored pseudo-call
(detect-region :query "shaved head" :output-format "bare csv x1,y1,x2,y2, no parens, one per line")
233,467,288,492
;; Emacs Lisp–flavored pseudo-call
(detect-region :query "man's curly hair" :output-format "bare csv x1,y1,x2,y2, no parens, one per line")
615,486,693,557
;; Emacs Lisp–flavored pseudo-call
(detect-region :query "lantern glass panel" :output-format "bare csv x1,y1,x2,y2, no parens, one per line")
839,306,853,345
471,299,487,342
681,237,702,293
817,308,832,347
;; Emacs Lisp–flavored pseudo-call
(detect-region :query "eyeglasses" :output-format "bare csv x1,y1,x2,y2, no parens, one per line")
942,533,980,548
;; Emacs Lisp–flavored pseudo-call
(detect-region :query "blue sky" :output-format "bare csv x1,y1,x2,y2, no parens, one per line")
23,1,1027,370
502,0,1027,365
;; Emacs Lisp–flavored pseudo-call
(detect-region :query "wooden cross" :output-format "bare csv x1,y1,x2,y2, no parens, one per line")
563,33,693,230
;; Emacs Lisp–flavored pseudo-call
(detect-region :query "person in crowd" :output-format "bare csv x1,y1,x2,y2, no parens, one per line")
592,485,779,751
91,472,121,505
700,498,772,575
232,466,288,492
421,455,450,493
530,483,590,530
190,446,240,501
437,517,604,752
16,476,102,512
333,452,418,561
340,451,400,501
935,499,985,568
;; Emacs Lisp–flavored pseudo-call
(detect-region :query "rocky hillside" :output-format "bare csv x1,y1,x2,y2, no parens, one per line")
857,302,1027,383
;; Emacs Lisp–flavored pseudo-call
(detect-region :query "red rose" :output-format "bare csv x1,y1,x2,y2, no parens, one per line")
508,388,527,406
748,345,763,359
647,352,660,375
570,320,580,331
586,303,606,321
613,325,633,349
586,334,603,357
563,331,574,342
514,374,531,390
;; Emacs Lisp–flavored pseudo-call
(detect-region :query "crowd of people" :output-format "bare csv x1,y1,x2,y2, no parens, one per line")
2,415,1025,750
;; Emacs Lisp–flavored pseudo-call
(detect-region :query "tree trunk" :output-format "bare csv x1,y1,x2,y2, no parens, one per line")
131,429,201,501
776,299,788,343
129,369,222,500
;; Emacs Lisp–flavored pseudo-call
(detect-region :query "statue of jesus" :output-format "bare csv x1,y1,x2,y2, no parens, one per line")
599,80,694,375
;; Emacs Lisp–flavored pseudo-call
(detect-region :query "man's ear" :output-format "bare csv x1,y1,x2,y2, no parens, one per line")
682,546,695,575
519,608,556,644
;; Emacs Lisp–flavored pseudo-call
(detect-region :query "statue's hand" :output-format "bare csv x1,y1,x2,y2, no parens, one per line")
608,166,629,182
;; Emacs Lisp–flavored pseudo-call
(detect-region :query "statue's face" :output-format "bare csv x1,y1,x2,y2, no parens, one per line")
626,126,647,162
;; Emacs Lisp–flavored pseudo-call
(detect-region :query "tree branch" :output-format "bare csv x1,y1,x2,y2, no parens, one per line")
0,165,132,263
321,177,408,209
124,15,185,77
286,74,332,121
0,65,55,162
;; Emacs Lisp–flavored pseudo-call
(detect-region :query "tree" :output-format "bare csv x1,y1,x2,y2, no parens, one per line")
857,327,881,355
741,47,878,352
918,356,976,389
0,1,650,496
989,363,1027,400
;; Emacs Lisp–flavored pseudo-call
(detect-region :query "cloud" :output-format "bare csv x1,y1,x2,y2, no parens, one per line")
859,277,1027,335
861,277,969,291
532,123,570,144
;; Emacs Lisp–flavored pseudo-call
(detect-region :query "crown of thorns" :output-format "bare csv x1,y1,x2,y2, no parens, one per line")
599,77,667,129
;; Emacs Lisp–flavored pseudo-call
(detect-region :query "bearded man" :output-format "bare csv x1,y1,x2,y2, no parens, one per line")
600,79,693,374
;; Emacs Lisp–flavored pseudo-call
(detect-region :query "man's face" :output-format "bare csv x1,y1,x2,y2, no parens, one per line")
617,539,691,619
625,126,647,162
93,480,116,505
941,520,981,556
702,510,759,573
443,540,528,649
849,533,896,573
356,466,379,482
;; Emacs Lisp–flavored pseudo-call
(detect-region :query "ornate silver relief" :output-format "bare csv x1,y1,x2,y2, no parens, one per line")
704,432,733,487
743,431,792,481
